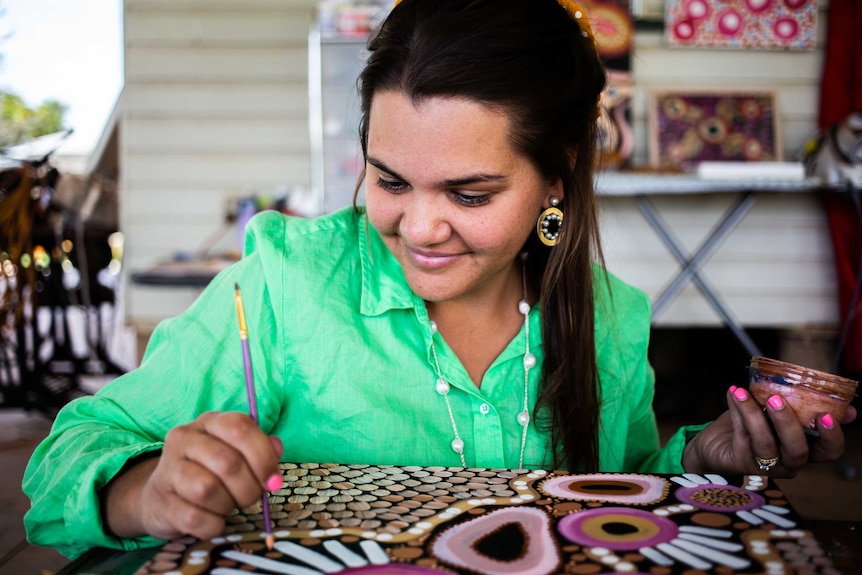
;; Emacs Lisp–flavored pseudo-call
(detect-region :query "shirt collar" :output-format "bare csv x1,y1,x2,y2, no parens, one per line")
358,210,424,316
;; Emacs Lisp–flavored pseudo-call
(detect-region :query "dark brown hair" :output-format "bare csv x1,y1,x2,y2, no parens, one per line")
357,0,607,470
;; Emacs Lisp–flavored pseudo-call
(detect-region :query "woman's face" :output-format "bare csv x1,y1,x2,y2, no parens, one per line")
365,90,561,305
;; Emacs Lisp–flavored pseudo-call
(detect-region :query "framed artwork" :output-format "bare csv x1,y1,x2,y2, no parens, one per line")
133,463,837,574
665,0,818,50
649,89,782,168
580,0,636,169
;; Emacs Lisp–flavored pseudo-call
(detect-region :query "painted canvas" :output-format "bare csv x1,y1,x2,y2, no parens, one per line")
581,0,635,169
665,0,818,50
649,90,781,168
135,463,836,574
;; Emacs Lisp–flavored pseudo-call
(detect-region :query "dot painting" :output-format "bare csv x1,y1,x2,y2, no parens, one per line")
649,91,780,168
665,0,818,50
135,465,835,575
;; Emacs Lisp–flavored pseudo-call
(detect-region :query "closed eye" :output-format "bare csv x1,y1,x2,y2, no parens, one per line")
451,192,491,207
376,176,409,193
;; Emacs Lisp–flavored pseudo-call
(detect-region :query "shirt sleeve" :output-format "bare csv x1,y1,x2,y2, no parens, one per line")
22,224,287,559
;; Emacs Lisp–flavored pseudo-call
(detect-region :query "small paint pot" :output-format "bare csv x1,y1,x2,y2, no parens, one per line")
748,356,857,432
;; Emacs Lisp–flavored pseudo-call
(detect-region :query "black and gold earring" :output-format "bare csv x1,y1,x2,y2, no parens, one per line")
537,197,563,246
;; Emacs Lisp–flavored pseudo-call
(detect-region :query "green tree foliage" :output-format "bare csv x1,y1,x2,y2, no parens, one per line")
1,91,69,149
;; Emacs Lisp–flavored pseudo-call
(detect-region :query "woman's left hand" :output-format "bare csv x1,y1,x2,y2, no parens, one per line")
682,386,857,477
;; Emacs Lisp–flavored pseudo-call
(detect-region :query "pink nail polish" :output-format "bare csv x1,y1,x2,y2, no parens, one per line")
266,474,282,492
768,395,784,410
733,387,748,401
821,413,835,429
729,385,738,394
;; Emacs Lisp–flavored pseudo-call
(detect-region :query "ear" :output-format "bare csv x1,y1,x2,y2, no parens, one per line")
543,177,565,208
542,149,576,207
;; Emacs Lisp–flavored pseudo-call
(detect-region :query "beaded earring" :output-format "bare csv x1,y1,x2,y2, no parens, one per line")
537,197,563,247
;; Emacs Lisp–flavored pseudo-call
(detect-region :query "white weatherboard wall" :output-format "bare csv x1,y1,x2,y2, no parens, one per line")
600,0,836,327
121,0,317,327
121,0,838,331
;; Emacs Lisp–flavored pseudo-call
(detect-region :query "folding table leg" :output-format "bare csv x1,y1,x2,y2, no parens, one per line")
635,193,763,357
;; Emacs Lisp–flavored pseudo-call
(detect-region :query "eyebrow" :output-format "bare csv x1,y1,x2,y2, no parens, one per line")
366,156,507,188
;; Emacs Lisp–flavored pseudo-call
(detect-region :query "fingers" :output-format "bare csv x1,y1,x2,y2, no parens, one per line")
270,435,284,460
145,411,282,539
168,448,240,515
691,387,849,477
809,412,846,463
727,387,780,459
759,394,808,471
841,405,857,425
140,482,227,541
727,387,807,476
197,413,281,500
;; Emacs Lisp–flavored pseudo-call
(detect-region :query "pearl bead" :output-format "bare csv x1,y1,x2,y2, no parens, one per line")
518,300,530,315
517,410,530,427
436,378,450,395
451,438,464,454
430,321,438,334
550,196,560,206
523,352,536,369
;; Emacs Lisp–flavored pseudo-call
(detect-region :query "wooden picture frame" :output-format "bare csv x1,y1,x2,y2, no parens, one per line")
648,89,782,168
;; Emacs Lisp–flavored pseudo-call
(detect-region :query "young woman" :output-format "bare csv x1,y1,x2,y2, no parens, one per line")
24,0,854,559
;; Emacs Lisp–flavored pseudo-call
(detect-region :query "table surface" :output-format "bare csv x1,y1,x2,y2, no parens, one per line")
130,257,236,288
58,464,858,575
595,170,818,196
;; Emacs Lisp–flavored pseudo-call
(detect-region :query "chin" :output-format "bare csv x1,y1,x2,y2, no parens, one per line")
401,274,462,303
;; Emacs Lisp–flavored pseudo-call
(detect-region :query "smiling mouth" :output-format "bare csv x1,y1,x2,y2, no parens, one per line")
405,247,462,270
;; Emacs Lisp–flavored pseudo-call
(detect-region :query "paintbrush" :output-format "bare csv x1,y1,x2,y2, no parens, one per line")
234,282,276,550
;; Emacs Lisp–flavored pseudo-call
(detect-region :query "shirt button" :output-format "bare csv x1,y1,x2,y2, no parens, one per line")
479,403,491,415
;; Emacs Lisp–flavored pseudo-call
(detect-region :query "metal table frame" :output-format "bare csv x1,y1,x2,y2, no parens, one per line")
596,172,818,356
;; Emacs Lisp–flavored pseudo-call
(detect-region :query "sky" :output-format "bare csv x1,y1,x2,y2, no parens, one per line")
0,0,123,156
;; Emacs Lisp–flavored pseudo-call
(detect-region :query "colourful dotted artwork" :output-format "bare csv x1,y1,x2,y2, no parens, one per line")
135,464,837,574
649,90,780,167
665,0,818,50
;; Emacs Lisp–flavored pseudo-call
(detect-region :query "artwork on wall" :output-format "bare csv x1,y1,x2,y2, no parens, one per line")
581,0,635,169
135,463,836,574
665,0,818,51
649,89,782,168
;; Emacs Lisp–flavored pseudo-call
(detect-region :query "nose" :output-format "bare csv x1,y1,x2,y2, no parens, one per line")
398,193,452,247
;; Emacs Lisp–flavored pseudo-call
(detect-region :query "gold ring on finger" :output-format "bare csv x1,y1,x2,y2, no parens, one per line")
754,455,779,472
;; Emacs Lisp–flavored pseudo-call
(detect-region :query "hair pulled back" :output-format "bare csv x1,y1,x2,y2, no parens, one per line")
358,0,608,471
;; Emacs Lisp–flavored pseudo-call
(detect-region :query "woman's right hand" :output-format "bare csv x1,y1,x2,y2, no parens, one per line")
102,411,283,541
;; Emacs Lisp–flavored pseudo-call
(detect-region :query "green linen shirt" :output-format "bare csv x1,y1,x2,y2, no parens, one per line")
23,207,702,559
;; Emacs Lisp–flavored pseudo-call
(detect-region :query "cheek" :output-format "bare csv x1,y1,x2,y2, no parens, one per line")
365,188,399,234
469,216,533,255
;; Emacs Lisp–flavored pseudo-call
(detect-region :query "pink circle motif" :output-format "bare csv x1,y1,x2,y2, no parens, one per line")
675,484,765,512
744,138,764,160
557,508,679,551
686,0,710,20
773,17,799,40
674,19,695,41
745,0,773,12
741,99,763,120
784,0,808,8
718,10,742,36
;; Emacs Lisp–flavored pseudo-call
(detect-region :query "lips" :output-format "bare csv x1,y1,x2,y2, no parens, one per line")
405,246,462,270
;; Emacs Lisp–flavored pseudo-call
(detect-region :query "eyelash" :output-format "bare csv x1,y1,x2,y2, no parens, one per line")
375,177,491,207
453,193,491,207
376,177,408,193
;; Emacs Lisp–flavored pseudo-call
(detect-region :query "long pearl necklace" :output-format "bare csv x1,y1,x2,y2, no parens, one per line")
428,259,533,469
